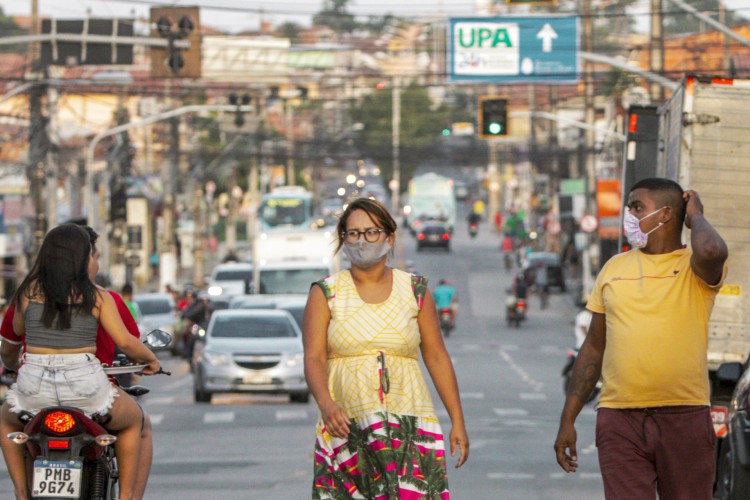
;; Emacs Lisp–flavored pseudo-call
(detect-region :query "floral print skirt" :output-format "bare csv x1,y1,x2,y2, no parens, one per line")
313,412,449,499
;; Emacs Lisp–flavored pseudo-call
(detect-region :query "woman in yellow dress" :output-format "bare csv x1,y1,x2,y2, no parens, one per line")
303,198,469,499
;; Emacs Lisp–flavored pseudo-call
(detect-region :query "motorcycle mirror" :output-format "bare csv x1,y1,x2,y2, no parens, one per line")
145,329,172,349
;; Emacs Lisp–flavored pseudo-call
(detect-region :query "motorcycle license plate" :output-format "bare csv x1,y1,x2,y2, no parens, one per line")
32,460,82,498
711,406,728,437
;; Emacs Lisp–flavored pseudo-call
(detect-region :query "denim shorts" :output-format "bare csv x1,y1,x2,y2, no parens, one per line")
6,353,118,417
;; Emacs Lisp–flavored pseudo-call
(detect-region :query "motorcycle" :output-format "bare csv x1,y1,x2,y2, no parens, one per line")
561,348,601,404
439,308,455,337
6,330,171,500
468,222,479,238
506,297,527,327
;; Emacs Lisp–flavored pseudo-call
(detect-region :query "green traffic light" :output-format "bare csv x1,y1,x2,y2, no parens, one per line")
488,122,503,135
442,128,451,136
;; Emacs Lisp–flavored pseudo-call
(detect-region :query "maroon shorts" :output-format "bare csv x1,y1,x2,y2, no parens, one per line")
596,406,716,500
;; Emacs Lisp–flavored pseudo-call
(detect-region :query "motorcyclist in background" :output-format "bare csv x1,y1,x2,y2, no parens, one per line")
433,279,458,328
182,291,214,360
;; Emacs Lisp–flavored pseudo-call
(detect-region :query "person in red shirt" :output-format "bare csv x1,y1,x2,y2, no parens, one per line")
0,227,154,499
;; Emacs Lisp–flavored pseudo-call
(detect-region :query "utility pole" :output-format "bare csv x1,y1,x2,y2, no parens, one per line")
159,113,180,289
285,98,295,186
28,0,49,256
582,0,597,294
391,76,402,214
650,0,664,102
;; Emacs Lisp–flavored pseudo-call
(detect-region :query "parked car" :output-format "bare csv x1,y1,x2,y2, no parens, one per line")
132,293,178,351
522,251,566,292
714,360,750,499
192,309,309,404
416,220,451,252
207,262,254,297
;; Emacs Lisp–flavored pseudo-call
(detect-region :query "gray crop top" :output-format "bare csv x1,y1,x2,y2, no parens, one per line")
24,302,99,349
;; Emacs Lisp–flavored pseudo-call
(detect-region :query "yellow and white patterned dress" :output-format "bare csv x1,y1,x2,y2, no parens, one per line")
312,268,449,500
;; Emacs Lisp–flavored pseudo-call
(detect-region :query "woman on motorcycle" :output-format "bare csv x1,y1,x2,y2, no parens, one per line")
0,224,160,500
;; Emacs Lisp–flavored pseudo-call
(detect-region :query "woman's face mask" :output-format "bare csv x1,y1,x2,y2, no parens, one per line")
623,206,667,249
343,239,391,269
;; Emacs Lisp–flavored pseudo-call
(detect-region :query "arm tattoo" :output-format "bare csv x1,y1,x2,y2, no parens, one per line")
568,359,601,400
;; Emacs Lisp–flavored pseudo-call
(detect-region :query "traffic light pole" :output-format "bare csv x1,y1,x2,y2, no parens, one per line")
84,103,253,289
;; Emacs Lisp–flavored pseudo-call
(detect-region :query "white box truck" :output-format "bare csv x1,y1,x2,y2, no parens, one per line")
657,75,750,373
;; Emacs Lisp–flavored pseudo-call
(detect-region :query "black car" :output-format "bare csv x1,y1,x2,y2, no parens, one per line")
714,361,750,499
416,221,451,251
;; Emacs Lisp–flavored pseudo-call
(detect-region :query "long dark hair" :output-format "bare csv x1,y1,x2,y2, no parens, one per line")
14,223,99,329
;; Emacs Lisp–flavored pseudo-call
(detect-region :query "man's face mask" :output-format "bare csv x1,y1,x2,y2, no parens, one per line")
623,206,667,249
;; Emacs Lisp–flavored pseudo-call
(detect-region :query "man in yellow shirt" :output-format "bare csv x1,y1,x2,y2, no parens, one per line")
553,178,728,499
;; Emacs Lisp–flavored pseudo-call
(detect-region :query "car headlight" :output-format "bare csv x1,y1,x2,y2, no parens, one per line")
208,286,223,296
203,350,229,366
285,352,304,367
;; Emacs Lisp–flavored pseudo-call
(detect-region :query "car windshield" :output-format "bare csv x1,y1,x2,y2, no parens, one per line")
278,305,304,329
211,316,296,338
259,268,328,294
135,299,172,315
214,270,251,281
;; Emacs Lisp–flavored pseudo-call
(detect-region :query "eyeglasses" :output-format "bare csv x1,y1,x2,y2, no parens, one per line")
342,228,386,243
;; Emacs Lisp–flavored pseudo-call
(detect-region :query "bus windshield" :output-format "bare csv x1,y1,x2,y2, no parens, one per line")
259,188,313,231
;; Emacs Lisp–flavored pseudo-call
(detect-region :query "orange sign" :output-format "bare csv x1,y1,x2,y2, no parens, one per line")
597,179,622,239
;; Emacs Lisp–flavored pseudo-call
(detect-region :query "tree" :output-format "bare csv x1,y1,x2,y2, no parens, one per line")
277,22,302,44
0,6,26,54
312,0,356,34
349,82,454,186
664,0,748,35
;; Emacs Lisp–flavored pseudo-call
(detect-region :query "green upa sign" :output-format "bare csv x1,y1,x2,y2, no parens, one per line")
449,16,579,83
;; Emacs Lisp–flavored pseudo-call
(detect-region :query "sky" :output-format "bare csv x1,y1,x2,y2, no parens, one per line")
0,0,748,34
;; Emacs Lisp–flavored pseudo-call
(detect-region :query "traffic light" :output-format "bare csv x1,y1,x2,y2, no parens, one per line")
150,7,201,78
478,97,509,138
228,93,251,127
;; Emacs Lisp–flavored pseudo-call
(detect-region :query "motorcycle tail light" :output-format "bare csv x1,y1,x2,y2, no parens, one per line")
44,411,76,434
443,234,450,241
518,301,526,309
48,439,70,450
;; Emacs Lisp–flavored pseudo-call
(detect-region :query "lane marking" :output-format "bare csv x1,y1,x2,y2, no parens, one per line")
461,392,485,400
159,375,191,392
540,345,564,354
520,393,547,401
501,419,539,427
550,472,601,480
203,412,235,424
499,349,545,392
488,472,536,480
143,396,176,406
493,408,529,416
149,414,164,426
275,409,309,421
459,344,481,351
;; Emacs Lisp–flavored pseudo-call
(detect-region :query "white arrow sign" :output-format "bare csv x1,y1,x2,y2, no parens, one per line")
536,23,558,53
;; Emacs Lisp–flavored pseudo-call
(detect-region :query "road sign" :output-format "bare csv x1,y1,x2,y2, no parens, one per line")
449,16,579,83
580,214,598,233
